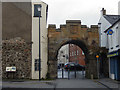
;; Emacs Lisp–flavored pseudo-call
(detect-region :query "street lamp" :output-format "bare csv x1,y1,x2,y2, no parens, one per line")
38,5,42,81
96,55,99,79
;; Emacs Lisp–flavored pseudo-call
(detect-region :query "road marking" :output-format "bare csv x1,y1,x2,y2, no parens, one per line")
94,80,113,90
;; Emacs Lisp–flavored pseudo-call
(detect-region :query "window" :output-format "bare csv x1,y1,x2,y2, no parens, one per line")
46,5,48,21
34,4,42,17
35,59,39,71
72,52,74,56
70,52,71,56
116,27,119,48
82,51,84,55
74,51,76,56
77,50,79,55
116,45,119,47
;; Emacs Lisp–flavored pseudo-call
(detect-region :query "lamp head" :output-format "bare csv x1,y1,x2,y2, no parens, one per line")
38,6,41,12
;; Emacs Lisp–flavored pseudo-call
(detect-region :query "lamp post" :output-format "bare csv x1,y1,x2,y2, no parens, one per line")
96,55,99,79
38,5,42,81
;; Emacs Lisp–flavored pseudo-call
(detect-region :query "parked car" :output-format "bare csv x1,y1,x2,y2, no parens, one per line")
75,64,85,71
64,62,85,71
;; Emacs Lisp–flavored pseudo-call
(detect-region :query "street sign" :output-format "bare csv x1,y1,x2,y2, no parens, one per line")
6,67,16,72
107,29,113,35
96,55,99,58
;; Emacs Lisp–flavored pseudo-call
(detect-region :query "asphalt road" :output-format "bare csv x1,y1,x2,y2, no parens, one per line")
1,70,119,90
1,78,119,90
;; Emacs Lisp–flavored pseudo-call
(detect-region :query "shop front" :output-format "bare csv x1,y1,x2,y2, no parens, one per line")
107,50,120,80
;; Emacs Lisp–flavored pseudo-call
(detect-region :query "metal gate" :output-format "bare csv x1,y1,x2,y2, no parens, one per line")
57,68,85,79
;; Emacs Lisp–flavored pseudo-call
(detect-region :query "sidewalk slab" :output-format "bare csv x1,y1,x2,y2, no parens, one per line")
95,78,119,88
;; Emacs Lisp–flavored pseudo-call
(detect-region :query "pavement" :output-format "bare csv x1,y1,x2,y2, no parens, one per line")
95,78,119,88
1,70,120,90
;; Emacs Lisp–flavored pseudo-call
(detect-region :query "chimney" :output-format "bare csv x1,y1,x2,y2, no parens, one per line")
101,8,106,16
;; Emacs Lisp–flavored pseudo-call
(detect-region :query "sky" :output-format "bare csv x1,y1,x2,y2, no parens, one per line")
42,0,120,28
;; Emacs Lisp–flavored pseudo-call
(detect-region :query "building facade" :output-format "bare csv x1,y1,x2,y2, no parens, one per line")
57,45,69,67
105,20,120,80
2,1,48,79
98,8,120,80
32,1,48,79
69,44,85,66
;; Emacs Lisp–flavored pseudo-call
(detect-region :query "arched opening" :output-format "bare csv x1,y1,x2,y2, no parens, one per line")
56,40,88,79
56,40,88,60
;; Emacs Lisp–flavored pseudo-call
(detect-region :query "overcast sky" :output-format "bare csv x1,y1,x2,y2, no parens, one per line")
42,0,120,28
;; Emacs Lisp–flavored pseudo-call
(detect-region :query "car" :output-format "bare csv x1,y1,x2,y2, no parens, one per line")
64,62,75,70
64,62,85,71
75,64,85,71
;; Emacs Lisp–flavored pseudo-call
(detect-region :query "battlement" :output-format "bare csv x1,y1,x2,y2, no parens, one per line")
66,20,81,24
48,22,98,33
90,25,98,28
87,25,98,32
81,25,87,28
56,28,61,32
60,24,66,28
48,24,56,28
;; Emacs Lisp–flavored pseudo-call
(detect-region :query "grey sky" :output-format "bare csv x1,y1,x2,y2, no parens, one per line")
42,0,120,28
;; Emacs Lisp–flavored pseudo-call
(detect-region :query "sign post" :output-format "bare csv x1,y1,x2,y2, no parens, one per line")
96,55,99,79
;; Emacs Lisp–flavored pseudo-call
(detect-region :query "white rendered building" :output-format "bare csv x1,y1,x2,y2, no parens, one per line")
32,1,48,79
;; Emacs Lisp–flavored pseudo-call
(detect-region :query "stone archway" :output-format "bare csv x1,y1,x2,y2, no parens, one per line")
47,20,107,79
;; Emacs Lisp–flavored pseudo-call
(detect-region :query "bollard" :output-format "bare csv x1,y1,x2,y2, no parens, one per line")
68,69,70,80
82,69,84,75
62,68,64,78
74,68,76,78
91,74,93,80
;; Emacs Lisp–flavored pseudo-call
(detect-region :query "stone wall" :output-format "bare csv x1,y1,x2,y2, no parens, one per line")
2,37,32,79
2,2,32,79
48,20,108,79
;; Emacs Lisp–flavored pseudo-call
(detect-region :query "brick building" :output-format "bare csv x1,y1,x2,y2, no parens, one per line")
69,44,85,66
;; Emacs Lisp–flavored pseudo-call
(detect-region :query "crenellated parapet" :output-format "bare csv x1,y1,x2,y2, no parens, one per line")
60,24,66,29
66,20,81,24
48,20,99,40
81,25,87,28
48,24,56,32
88,25,98,32
91,25,98,28
48,24,56,28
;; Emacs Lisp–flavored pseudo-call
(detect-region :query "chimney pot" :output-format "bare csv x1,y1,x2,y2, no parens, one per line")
101,8,106,16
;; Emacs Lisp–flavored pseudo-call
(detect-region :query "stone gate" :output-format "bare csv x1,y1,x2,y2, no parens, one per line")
47,20,108,79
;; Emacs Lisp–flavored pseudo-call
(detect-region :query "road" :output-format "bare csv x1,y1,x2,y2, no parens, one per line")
1,70,119,90
2,78,119,90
